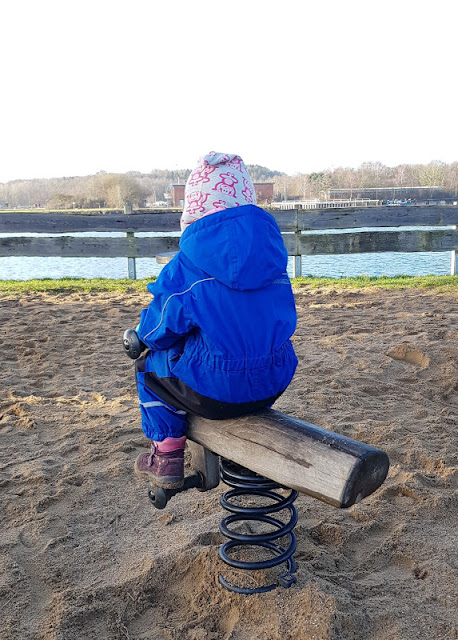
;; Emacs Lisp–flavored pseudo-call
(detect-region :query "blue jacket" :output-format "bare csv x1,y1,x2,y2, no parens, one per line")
137,204,297,405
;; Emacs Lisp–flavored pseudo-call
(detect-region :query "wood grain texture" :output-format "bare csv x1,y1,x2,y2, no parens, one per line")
2,205,456,234
296,206,458,230
0,213,181,234
0,236,180,258
2,229,455,258
187,409,389,508
296,229,457,255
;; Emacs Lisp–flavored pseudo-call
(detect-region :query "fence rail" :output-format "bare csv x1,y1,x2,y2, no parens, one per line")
0,205,457,277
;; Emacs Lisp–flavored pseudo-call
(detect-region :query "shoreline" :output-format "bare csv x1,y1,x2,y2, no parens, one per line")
0,274,457,297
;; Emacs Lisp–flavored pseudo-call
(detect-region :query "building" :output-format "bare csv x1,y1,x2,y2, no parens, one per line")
253,183,274,204
329,186,456,204
272,198,379,210
170,183,274,208
170,184,185,207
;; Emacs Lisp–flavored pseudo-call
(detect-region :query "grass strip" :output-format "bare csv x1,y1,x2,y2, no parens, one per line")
0,274,456,296
292,274,458,290
0,277,156,294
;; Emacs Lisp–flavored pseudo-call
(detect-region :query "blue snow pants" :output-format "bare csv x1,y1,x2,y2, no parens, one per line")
136,373,188,441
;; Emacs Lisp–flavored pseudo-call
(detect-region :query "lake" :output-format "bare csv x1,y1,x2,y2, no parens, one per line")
0,228,454,280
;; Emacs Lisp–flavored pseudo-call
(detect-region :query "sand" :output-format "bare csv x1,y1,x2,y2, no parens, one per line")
0,286,457,640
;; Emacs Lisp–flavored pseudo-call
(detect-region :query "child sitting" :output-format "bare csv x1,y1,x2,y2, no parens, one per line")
134,152,298,489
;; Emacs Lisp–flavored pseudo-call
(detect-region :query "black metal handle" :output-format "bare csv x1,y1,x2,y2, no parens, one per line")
122,329,147,360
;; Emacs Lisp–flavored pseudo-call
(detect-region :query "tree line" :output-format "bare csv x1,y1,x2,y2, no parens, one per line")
272,161,458,201
1,161,457,209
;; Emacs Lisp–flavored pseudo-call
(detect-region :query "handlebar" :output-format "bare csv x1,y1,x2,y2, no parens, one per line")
123,329,147,359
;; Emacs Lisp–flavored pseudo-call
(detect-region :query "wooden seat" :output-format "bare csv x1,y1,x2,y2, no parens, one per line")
187,408,389,508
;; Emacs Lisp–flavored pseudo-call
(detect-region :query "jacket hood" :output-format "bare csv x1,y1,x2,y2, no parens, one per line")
179,205,288,291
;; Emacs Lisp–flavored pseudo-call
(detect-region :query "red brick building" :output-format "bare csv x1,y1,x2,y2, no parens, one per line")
170,184,186,207
253,183,274,204
170,183,274,207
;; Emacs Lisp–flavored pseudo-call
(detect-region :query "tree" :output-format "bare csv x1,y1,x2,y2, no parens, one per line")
94,174,148,207
419,161,447,187
445,162,458,197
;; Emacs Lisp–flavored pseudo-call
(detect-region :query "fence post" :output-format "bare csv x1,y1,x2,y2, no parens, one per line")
124,203,137,279
451,226,457,276
293,208,302,278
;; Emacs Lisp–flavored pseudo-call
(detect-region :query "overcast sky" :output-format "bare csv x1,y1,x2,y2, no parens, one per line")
1,0,457,182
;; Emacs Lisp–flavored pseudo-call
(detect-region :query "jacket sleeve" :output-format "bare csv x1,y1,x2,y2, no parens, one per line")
136,266,195,351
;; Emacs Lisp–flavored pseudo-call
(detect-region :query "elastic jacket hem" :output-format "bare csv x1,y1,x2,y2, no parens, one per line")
136,357,284,420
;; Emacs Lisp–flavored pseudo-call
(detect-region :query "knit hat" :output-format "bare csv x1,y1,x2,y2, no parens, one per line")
180,152,257,232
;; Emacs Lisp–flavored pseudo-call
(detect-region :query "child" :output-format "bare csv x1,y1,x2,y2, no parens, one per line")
134,152,298,489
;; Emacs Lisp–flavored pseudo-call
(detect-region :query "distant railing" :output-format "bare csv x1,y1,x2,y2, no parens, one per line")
0,204,456,278
272,199,379,209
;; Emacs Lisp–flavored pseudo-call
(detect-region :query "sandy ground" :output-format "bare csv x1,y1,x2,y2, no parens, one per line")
0,286,457,640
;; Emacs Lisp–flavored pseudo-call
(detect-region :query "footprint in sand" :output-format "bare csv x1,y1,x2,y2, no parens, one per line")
385,345,430,369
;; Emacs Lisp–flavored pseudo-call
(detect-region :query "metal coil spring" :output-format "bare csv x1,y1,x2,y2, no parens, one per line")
218,458,298,595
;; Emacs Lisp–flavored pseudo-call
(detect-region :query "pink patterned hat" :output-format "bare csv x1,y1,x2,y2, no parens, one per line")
180,151,257,232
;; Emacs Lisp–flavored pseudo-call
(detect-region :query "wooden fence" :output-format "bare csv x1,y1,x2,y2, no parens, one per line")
0,205,457,277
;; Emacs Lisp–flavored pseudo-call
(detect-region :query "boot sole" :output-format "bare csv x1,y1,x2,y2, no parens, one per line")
134,462,184,490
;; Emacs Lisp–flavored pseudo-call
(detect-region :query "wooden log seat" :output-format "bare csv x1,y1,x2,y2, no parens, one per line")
187,409,389,508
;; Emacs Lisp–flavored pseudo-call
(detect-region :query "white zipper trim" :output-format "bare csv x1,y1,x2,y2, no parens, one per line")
142,277,215,340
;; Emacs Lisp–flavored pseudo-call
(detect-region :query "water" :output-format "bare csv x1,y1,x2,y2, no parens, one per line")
0,232,179,281
0,228,454,281
292,226,454,278
293,251,450,278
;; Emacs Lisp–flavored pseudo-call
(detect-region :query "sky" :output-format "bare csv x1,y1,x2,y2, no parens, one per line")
1,0,457,182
